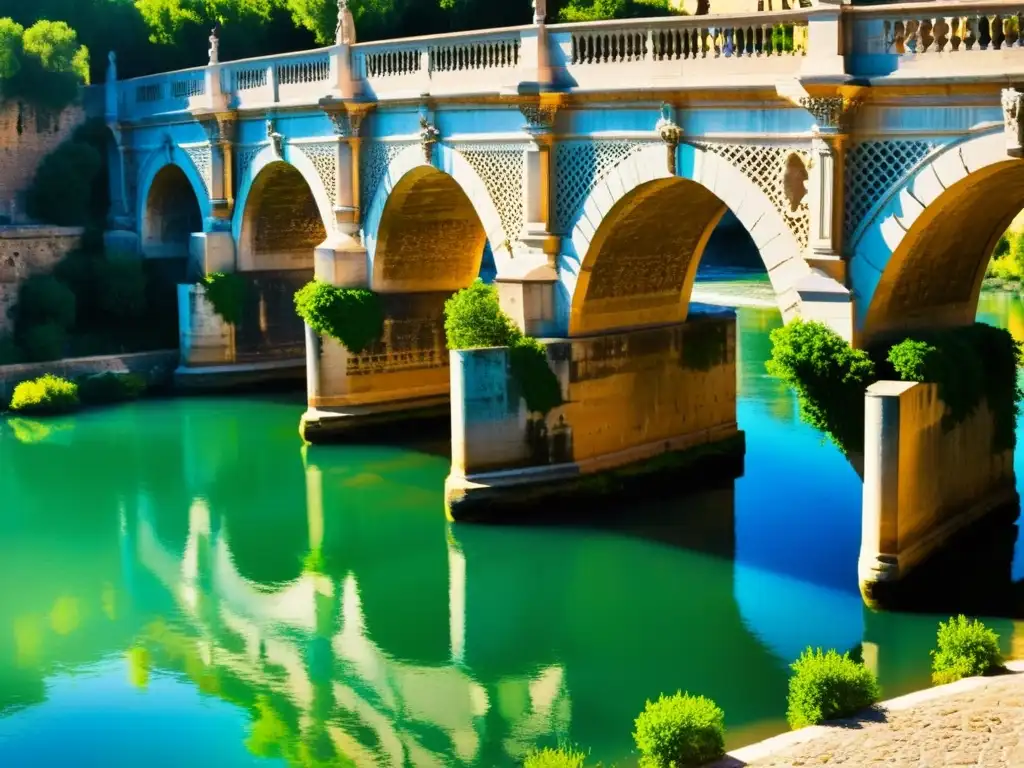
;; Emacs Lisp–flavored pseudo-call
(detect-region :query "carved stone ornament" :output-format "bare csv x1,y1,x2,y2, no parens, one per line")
520,103,558,136
327,108,366,139
655,103,683,174
336,0,357,46
1003,88,1024,159
203,116,236,147
533,0,547,24
267,119,284,158
163,133,174,161
782,153,809,213
799,96,859,131
419,116,440,163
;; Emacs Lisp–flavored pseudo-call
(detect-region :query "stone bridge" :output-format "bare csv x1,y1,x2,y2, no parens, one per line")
102,1,1024,556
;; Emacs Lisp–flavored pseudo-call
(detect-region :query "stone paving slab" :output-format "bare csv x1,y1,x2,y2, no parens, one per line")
711,663,1024,768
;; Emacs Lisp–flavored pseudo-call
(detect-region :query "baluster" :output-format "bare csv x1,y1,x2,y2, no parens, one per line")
994,14,1005,48
921,18,934,52
723,27,733,57
965,14,978,50
932,16,949,51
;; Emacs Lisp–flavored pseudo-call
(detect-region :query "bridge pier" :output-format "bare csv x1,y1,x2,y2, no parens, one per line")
445,311,745,520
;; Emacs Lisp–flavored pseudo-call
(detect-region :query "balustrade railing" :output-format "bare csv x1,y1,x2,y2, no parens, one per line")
353,29,522,83
851,1,1024,55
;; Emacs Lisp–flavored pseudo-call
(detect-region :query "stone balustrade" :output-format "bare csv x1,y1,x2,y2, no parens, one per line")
111,1,1024,119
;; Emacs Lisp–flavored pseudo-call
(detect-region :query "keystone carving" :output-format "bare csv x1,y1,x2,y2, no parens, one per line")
419,116,440,163
799,96,859,132
1003,88,1024,159
266,119,284,158
655,103,683,175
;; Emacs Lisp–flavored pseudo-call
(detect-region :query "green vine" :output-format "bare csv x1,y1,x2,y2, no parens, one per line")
444,280,563,416
293,280,383,353
767,319,1023,456
202,272,247,326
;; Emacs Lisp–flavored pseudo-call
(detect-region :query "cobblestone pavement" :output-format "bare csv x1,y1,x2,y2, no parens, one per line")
744,674,1024,767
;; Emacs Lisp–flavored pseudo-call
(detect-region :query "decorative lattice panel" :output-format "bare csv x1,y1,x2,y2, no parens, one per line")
236,145,263,186
697,142,811,249
844,140,944,240
361,141,412,219
555,140,649,232
183,145,212,196
453,143,527,246
296,142,338,208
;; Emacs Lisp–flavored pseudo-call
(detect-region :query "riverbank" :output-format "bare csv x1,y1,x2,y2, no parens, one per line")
712,661,1024,767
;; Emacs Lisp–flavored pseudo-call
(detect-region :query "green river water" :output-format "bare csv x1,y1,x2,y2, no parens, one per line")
2,283,1024,767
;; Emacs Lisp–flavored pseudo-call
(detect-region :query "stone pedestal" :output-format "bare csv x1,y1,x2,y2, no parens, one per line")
445,311,745,521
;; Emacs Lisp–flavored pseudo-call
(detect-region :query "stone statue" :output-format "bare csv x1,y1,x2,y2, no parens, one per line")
1003,88,1024,159
106,51,117,83
336,0,357,46
533,0,546,24
208,26,220,66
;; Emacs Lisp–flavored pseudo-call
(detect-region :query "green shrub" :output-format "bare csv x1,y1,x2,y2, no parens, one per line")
786,648,880,729
14,274,76,331
766,319,876,456
8,374,79,414
632,692,725,767
509,337,563,415
931,615,1003,685
443,280,521,350
22,322,67,362
293,280,384,353
203,272,247,326
522,746,586,768
95,258,147,322
77,372,147,405
25,141,102,226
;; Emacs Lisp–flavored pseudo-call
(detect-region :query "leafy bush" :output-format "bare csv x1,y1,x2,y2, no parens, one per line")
522,746,586,768
1,20,89,112
510,337,564,415
766,319,876,456
632,692,725,767
13,274,76,331
25,140,103,226
21,322,67,362
931,615,1003,685
786,648,880,729
559,0,678,22
77,371,147,405
444,280,521,350
94,258,147,322
293,280,384,353
203,272,247,326
8,374,79,414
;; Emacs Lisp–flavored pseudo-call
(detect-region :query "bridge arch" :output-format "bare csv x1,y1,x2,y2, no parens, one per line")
137,146,210,260
849,129,1024,345
363,143,511,292
233,145,332,272
560,143,813,336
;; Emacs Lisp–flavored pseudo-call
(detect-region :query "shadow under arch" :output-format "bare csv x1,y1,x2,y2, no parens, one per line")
861,158,1024,345
237,160,326,273
370,165,488,294
141,164,203,261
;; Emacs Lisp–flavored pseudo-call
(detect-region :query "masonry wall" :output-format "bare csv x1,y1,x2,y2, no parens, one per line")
0,102,86,223
449,312,739,478
0,226,83,336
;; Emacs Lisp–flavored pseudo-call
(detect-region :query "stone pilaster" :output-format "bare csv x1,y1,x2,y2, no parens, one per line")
201,113,237,225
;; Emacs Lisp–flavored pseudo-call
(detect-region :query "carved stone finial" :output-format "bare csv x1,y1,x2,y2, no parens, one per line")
798,96,859,132
336,0,357,46
533,0,546,24
208,27,220,66
1003,88,1024,159
106,51,118,83
266,119,284,158
419,116,440,164
655,103,683,174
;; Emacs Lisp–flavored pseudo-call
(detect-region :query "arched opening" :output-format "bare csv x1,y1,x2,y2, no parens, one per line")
570,177,728,336
239,162,326,272
861,160,1024,346
373,166,487,293
141,164,202,260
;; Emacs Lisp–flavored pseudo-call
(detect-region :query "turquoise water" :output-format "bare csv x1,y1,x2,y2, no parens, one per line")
1,291,1022,767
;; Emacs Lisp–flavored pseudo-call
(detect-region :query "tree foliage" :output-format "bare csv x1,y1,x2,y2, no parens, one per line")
0,19,89,111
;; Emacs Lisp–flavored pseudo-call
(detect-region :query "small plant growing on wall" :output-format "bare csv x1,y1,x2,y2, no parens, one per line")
8,374,79,415
293,280,384,353
444,280,563,416
202,272,247,326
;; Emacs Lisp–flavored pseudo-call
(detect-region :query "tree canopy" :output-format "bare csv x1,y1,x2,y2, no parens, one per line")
0,17,90,110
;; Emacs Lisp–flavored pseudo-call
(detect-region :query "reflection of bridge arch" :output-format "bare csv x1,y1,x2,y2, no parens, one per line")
560,143,822,335
849,129,1024,345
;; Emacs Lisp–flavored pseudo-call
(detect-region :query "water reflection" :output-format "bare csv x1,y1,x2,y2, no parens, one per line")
4,298,1024,766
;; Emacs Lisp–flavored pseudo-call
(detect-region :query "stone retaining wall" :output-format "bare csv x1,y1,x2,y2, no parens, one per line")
0,225,84,335
0,350,178,405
